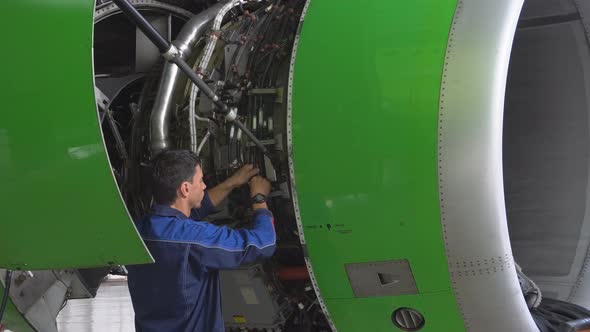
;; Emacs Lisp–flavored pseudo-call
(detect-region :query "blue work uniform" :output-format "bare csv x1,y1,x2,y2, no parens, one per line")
127,193,276,332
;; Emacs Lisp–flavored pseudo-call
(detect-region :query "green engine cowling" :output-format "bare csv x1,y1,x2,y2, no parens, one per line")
0,0,552,331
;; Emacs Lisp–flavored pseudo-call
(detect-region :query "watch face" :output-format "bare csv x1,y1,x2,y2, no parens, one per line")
252,194,266,203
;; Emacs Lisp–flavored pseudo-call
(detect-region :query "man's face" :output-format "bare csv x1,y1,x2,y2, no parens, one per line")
189,165,207,208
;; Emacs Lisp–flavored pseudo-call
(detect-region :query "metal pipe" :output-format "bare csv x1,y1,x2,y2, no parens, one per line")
561,318,590,332
174,3,225,57
188,0,241,153
170,57,229,112
150,62,180,152
112,0,270,156
168,57,271,156
150,2,225,153
233,119,269,156
196,131,211,156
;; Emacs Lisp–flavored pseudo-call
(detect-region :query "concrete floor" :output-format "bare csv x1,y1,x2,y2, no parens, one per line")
56,278,134,332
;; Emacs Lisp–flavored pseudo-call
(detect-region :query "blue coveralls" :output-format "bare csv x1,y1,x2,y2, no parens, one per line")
127,193,276,332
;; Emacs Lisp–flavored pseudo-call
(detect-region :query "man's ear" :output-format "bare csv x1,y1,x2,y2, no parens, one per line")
178,182,190,198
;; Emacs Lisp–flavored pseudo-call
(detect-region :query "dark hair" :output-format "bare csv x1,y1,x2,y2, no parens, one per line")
151,150,201,205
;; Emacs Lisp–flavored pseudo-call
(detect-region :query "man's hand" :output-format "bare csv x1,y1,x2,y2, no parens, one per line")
208,165,259,207
249,176,271,197
226,164,259,189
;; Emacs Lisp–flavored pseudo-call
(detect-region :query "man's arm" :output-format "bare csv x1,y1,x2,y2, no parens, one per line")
188,208,276,269
189,175,275,269
190,164,259,220
207,164,259,206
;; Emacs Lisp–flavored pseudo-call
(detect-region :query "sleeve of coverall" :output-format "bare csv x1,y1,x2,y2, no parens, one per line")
189,208,276,269
189,191,216,220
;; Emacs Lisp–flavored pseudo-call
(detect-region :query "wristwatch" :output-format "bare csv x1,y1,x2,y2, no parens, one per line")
251,193,267,204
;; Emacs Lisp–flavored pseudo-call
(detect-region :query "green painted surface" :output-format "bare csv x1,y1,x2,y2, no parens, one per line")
0,0,152,269
0,284,34,332
291,1,465,331
325,292,465,332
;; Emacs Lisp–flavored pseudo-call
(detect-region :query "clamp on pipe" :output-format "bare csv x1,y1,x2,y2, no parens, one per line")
162,45,180,61
225,107,238,122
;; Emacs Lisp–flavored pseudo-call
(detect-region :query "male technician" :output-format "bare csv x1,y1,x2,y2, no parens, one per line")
127,150,276,332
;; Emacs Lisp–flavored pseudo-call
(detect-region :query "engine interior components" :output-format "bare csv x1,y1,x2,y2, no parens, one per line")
105,1,329,330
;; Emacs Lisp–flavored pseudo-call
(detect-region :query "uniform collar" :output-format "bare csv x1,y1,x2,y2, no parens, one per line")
152,204,189,220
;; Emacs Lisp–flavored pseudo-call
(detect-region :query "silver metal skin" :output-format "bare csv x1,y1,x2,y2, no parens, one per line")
149,2,225,153
438,0,538,331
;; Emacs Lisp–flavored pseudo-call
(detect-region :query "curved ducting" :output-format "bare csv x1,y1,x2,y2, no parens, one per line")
149,2,225,153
